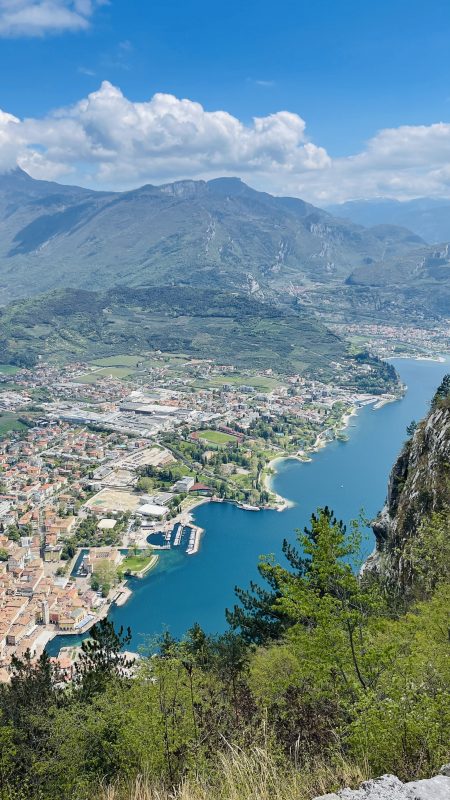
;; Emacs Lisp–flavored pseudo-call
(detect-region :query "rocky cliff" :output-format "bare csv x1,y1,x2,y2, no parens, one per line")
369,375,450,589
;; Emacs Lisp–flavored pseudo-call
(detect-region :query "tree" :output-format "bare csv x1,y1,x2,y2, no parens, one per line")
226,512,319,644
227,506,384,692
432,373,450,407
276,509,385,695
91,559,118,594
406,420,417,437
0,650,60,797
6,526,20,543
401,510,450,599
75,619,133,699
212,632,249,723
182,623,213,670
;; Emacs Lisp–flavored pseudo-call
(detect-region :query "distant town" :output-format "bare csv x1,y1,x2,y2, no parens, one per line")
0,325,447,676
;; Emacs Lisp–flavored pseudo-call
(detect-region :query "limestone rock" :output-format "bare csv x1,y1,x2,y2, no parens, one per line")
368,389,450,589
314,772,450,800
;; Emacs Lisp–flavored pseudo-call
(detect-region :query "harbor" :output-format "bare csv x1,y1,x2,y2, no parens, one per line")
146,518,204,556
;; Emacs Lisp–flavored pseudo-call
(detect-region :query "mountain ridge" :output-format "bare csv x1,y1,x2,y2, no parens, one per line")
0,169,426,305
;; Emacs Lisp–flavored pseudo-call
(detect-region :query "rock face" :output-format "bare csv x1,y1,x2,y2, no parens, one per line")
367,381,450,587
314,766,450,800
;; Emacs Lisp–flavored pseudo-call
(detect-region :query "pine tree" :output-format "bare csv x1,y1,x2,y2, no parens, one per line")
75,619,133,698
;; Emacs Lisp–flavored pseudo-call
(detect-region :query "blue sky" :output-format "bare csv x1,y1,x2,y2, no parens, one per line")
2,0,450,202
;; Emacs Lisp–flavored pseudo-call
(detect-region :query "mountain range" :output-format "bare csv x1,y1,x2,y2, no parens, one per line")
0,169,436,310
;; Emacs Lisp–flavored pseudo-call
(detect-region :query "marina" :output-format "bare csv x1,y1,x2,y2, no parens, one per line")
147,520,204,556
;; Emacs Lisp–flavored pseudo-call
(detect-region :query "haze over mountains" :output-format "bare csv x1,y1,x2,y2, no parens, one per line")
326,197,450,245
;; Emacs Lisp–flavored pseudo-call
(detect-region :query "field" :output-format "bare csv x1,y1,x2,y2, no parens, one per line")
77,366,135,383
0,413,27,437
0,364,20,375
85,488,141,513
91,355,143,368
197,429,237,444
194,374,280,392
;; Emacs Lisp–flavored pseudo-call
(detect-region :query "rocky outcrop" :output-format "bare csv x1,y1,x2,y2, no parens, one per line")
367,379,450,587
315,764,450,800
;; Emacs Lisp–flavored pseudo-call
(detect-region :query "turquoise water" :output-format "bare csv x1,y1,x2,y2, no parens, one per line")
47,357,449,656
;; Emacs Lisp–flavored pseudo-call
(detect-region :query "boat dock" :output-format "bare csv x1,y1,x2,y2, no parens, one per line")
145,518,204,556
186,524,203,555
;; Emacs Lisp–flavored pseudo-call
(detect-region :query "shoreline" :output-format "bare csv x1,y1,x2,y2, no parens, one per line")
389,353,446,363
262,389,406,507
263,457,297,511
263,403,360,509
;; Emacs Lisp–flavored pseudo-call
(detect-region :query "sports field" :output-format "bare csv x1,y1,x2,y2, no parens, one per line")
198,429,237,444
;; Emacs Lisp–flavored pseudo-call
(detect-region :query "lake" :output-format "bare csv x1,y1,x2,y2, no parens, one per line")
47,356,449,656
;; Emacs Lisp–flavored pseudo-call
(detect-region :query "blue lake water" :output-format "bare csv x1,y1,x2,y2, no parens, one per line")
47,357,449,656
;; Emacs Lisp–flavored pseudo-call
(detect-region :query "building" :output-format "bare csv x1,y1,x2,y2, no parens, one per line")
138,503,169,518
44,545,63,563
41,600,50,625
189,483,213,496
82,547,121,575
172,476,195,493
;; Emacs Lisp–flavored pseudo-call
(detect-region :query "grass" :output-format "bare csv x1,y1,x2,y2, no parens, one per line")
99,747,369,800
121,552,157,574
197,429,237,445
92,355,144,368
229,472,253,489
0,381,24,391
0,413,27,436
0,364,20,375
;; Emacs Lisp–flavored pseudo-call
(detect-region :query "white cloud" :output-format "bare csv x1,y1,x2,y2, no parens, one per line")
247,78,276,88
1,81,329,188
0,0,106,37
78,65,96,76
295,122,450,202
0,109,21,170
1,81,450,203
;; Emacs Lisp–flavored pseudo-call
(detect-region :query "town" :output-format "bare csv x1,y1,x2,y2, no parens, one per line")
0,349,405,675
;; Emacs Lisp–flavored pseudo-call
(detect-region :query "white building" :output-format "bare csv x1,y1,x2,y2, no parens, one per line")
138,503,169,518
172,476,195,493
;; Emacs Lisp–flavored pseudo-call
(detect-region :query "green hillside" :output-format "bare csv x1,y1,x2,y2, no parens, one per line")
0,286,396,389
347,244,450,317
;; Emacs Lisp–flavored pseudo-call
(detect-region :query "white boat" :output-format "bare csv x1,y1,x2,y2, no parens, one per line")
239,503,260,511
